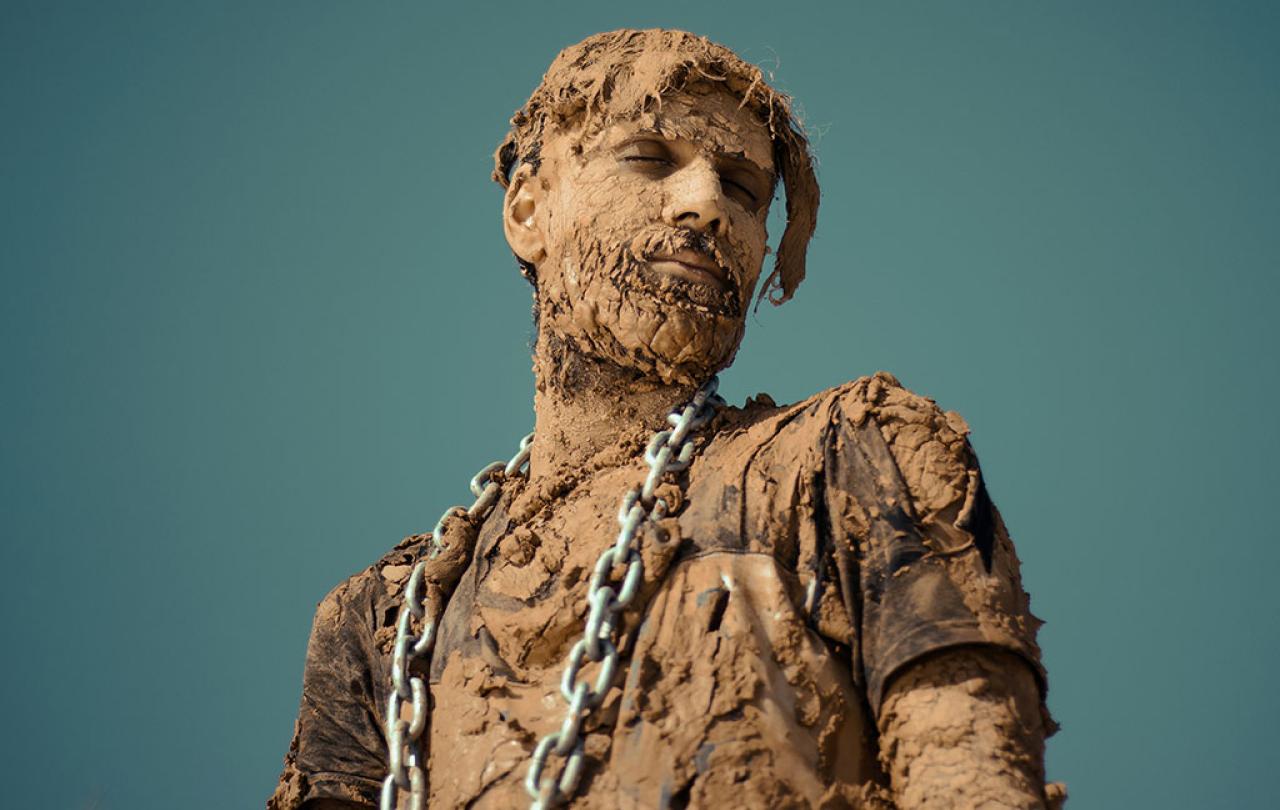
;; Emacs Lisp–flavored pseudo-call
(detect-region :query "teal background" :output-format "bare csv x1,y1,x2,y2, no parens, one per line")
3,1,1277,807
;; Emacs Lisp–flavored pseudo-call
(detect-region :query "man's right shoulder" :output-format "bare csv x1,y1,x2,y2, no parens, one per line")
309,532,433,643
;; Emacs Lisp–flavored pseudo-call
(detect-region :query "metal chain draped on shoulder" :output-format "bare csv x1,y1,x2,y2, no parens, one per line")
381,432,534,810
524,377,725,809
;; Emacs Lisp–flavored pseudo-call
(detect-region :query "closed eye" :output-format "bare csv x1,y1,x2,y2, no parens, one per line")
623,155,671,164
721,177,758,205
616,138,673,166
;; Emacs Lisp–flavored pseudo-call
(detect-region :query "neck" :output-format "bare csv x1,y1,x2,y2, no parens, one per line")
528,330,699,492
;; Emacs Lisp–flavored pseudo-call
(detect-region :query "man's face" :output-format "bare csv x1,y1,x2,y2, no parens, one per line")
506,82,776,385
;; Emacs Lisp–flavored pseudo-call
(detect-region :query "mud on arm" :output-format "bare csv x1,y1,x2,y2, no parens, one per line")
879,647,1052,809
823,373,1060,807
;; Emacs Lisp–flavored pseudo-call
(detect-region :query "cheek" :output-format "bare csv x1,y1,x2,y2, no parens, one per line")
737,212,768,259
552,169,664,246
725,208,770,290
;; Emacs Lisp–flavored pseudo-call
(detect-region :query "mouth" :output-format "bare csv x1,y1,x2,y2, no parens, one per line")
646,249,730,292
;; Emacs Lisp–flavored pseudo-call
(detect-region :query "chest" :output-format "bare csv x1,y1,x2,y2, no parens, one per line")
468,465,667,672
473,453,821,666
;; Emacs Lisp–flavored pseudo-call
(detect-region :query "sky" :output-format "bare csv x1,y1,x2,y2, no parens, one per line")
2,1,1278,807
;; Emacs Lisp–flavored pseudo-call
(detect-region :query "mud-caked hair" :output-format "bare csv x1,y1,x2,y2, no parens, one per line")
494,28,819,306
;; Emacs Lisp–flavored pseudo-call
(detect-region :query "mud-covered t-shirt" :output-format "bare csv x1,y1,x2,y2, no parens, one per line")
269,373,1048,809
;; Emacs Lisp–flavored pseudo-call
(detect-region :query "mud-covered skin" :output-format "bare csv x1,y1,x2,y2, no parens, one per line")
880,648,1054,810
270,373,1056,809
511,83,774,385
494,29,819,308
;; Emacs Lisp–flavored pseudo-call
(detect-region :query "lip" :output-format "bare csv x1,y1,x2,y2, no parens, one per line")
647,250,730,291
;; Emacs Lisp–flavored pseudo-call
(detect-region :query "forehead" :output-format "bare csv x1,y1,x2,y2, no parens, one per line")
553,83,776,174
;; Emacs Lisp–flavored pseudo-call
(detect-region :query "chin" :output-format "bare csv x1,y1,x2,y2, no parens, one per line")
543,250,752,385
607,300,745,385
549,299,744,386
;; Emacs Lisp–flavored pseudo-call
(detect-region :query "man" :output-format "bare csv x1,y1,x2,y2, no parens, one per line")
270,29,1062,809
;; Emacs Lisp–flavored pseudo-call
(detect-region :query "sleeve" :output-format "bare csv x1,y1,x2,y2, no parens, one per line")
269,572,391,810
822,372,1048,717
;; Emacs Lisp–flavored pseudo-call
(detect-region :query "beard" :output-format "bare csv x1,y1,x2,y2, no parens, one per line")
540,224,753,385
626,226,743,316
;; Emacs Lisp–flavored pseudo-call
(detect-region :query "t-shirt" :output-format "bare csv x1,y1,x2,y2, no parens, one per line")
268,373,1048,809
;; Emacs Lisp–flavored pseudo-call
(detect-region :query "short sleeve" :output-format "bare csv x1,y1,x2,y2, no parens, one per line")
822,372,1047,715
268,571,392,810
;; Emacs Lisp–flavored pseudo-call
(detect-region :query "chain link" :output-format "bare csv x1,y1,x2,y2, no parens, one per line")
381,432,534,810
524,377,724,809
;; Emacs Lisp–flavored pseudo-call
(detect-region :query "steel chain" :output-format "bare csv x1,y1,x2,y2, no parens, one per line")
380,432,534,810
524,377,725,809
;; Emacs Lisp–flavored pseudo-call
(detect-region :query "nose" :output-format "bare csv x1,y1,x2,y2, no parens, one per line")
661,159,727,237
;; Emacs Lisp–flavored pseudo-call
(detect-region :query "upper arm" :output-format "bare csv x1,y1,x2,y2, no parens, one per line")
822,372,1048,716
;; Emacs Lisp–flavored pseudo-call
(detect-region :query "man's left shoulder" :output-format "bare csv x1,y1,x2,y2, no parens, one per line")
821,371,984,520
708,371,981,481
821,370,973,443
728,371,973,448
731,371,983,518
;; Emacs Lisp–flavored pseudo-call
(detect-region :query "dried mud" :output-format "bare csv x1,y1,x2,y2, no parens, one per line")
270,374,1060,810
519,85,776,385
880,648,1063,809
414,374,1055,808
494,28,819,307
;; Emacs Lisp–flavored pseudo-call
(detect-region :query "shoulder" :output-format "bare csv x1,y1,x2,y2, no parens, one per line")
700,372,984,521
826,371,972,445
719,372,979,518
827,371,980,521
722,371,972,454
309,533,432,646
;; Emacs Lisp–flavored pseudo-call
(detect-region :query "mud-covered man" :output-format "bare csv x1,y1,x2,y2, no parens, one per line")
271,29,1063,810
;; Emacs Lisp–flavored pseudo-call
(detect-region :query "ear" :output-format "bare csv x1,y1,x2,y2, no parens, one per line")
502,163,546,265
